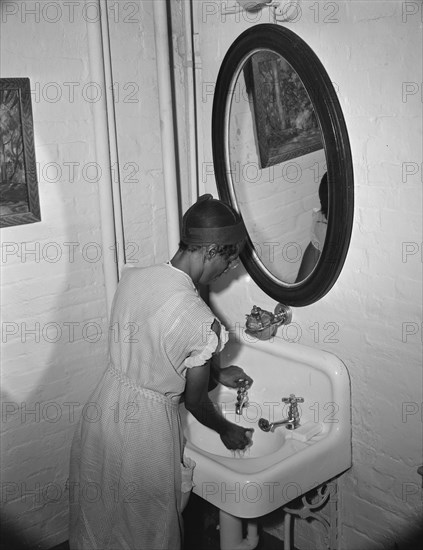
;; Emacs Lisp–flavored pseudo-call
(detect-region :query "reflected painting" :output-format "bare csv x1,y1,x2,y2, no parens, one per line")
0,78,41,227
245,51,324,168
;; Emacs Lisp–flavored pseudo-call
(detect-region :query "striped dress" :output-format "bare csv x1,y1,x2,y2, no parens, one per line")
69,263,228,550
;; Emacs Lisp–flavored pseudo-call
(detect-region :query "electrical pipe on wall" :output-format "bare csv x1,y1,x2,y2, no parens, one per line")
183,0,199,204
190,0,206,197
99,0,126,273
153,0,181,255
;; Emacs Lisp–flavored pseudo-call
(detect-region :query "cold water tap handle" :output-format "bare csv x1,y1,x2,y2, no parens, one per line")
282,394,304,405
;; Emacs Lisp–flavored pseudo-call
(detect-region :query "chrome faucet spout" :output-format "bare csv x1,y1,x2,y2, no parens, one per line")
258,417,294,432
235,397,248,415
259,393,304,432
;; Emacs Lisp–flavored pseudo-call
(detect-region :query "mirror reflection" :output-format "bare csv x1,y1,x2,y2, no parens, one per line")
228,50,328,284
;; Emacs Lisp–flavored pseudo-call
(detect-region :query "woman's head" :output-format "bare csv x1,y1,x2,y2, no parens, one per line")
178,195,246,284
181,194,246,248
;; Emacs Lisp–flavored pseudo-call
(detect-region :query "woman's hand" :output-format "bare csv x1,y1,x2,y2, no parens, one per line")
185,363,254,451
217,365,253,389
220,424,254,451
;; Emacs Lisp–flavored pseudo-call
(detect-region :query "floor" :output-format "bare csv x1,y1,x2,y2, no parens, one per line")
44,492,423,550
46,493,287,550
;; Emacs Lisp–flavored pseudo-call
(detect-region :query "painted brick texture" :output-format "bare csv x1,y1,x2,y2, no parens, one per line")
197,2,422,549
1,1,167,548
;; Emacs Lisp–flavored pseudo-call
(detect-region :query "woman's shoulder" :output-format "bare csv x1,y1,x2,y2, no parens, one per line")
119,263,200,304
120,263,184,284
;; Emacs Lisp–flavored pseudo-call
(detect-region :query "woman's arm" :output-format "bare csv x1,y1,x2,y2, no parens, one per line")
296,241,321,282
208,355,220,392
185,363,252,450
210,355,253,389
208,319,253,389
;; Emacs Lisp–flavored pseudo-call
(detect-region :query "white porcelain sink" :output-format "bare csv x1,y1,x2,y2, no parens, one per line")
183,398,286,459
181,334,351,518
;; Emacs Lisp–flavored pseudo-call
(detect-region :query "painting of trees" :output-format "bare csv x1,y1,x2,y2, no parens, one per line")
244,52,323,168
0,79,40,227
0,88,28,213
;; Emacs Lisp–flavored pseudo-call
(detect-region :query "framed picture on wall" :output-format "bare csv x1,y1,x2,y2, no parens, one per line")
244,51,324,169
0,78,41,228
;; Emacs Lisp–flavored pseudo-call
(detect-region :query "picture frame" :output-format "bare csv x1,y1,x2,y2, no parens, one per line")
244,51,324,168
1,78,41,228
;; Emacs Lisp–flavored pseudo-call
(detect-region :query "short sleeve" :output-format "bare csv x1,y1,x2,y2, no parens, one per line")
184,318,229,368
162,290,229,373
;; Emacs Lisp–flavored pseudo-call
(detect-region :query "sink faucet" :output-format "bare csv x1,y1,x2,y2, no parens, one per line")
258,394,304,432
235,379,250,415
282,394,304,429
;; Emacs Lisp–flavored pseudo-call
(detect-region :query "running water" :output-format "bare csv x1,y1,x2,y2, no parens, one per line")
230,429,254,458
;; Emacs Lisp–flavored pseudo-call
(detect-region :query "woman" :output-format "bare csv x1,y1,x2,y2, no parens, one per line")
296,173,328,282
69,195,254,550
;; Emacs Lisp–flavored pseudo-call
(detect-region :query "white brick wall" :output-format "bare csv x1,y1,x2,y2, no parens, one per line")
1,1,421,548
197,1,422,549
0,1,167,547
107,0,169,267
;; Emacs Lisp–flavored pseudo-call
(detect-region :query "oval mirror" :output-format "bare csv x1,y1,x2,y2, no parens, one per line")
212,24,354,306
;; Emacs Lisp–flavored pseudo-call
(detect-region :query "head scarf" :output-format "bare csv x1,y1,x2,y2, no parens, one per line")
181,194,246,245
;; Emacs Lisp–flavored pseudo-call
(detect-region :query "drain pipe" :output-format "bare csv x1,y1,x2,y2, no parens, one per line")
87,0,124,314
219,510,259,550
153,0,181,255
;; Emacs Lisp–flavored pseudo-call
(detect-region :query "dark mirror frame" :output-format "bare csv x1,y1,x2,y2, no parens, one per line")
212,24,354,306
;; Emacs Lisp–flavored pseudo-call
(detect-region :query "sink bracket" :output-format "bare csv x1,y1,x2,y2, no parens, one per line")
281,479,338,550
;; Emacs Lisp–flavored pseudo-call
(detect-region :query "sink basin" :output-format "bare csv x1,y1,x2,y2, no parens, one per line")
181,334,352,518
182,397,286,459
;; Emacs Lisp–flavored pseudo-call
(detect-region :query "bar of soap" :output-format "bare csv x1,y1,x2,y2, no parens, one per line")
289,421,323,442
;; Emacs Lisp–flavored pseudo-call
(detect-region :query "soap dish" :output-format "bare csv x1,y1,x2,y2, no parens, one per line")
286,421,323,442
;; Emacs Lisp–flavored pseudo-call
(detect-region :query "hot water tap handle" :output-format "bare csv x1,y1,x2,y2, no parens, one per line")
237,378,250,389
